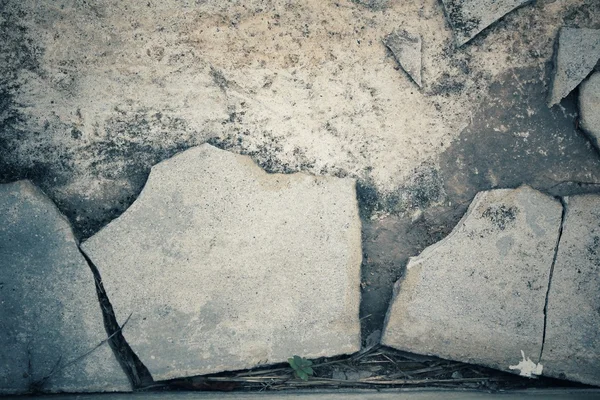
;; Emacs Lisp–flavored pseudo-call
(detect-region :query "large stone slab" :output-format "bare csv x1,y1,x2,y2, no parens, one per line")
440,0,532,47
0,181,131,394
579,72,600,148
548,28,600,107
382,186,561,375
383,30,422,87
81,144,362,381
541,195,600,386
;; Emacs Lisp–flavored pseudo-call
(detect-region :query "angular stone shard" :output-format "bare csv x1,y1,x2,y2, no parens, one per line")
579,72,600,148
383,30,422,87
81,144,362,381
542,195,600,386
440,0,532,47
382,186,562,375
548,28,600,107
0,181,131,395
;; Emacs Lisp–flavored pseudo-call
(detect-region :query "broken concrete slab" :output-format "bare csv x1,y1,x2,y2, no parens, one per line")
0,181,131,394
541,195,600,387
81,144,362,381
383,30,422,87
440,0,532,47
579,72,600,147
548,28,600,107
382,186,562,376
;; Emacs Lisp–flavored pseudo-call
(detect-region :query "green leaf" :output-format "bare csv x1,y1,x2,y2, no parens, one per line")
298,370,309,381
288,357,296,369
304,366,314,375
293,355,303,366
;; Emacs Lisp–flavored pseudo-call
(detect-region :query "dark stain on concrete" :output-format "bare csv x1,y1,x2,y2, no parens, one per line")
482,205,518,231
440,64,600,204
360,65,600,339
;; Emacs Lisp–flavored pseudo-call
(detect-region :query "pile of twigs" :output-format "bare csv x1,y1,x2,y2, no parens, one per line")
149,345,555,392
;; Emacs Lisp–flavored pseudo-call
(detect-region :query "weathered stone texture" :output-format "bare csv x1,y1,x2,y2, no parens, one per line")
579,72,600,147
82,144,362,381
440,0,532,46
542,195,600,387
0,181,130,394
548,28,600,107
382,186,561,376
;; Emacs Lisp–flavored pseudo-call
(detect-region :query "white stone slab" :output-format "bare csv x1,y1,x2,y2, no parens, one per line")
548,28,600,107
542,195,600,386
82,144,362,381
382,186,562,376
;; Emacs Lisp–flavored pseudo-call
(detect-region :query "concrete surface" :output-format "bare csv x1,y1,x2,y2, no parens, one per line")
547,27,600,107
381,186,562,376
0,181,130,394
3,389,600,400
579,72,600,147
81,144,362,381
541,195,600,387
3,0,600,391
439,0,532,46
383,30,422,87
1,0,595,241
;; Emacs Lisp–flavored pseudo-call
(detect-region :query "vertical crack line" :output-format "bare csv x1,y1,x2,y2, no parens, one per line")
78,248,154,389
539,197,567,363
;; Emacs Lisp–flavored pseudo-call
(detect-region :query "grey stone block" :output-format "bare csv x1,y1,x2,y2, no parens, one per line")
81,144,362,381
541,195,600,386
548,28,600,107
440,0,532,47
383,30,422,87
382,186,561,376
579,72,600,148
0,181,131,394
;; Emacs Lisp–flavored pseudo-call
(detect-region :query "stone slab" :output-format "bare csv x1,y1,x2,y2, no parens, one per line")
548,28,600,107
440,0,532,46
382,186,562,376
541,195,600,386
0,181,131,394
579,72,600,147
383,30,422,87
81,144,362,381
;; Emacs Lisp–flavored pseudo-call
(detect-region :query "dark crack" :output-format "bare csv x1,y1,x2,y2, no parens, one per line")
539,197,567,363
79,248,154,389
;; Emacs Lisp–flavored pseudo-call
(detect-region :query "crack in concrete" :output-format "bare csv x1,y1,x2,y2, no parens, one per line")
79,248,154,389
538,196,567,363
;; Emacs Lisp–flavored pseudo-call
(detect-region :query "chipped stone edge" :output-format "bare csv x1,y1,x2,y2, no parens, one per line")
81,144,364,375
381,185,566,381
445,0,535,47
1,180,134,393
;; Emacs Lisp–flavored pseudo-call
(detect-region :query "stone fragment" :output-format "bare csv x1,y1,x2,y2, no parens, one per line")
81,144,362,381
383,30,422,87
541,195,600,386
579,72,600,148
548,28,600,107
0,181,130,395
440,0,532,47
382,186,562,375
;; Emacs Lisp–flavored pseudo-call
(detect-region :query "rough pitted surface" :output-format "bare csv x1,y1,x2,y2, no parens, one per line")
382,186,561,376
3,0,598,240
542,195,600,387
82,144,362,381
579,72,600,147
440,0,532,46
0,181,130,394
383,30,422,87
548,28,600,107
